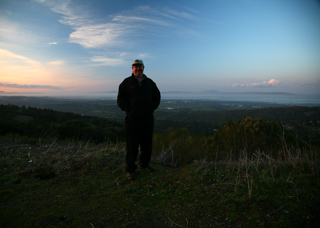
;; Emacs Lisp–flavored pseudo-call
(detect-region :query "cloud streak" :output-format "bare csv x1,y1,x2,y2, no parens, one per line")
0,82,65,89
38,1,198,50
0,48,41,66
233,79,280,88
0,19,36,44
249,79,280,88
90,56,125,66
69,23,126,48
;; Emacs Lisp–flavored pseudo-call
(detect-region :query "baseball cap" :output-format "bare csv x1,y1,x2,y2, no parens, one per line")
132,59,144,66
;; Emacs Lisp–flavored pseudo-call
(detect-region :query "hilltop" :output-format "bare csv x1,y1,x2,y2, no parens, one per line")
1,97,320,227
1,140,319,228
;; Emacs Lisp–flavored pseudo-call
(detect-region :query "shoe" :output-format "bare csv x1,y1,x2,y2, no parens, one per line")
127,172,135,180
139,165,155,172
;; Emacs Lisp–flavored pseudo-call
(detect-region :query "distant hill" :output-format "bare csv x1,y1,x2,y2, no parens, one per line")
0,104,125,144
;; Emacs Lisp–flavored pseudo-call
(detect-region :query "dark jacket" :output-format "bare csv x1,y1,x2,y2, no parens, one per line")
117,74,161,122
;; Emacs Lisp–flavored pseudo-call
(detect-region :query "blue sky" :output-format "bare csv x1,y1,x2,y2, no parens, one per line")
1,0,320,96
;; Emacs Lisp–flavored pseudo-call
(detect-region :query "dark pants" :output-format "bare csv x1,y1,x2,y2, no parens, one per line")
125,115,154,174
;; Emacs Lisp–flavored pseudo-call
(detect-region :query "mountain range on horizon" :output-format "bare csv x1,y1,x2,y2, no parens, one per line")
161,90,294,95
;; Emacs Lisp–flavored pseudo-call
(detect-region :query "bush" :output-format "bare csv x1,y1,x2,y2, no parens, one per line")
152,116,310,166
208,116,298,159
153,128,207,167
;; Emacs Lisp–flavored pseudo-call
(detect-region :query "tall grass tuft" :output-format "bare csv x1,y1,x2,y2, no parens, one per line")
152,121,319,201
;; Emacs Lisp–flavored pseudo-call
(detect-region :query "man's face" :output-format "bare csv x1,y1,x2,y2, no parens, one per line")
132,64,144,77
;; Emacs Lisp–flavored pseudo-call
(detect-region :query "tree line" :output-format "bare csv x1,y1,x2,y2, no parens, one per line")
0,104,125,144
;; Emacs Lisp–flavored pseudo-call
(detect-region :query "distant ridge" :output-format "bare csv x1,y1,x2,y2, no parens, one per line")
201,89,219,94
232,92,294,95
162,91,194,94
161,90,294,95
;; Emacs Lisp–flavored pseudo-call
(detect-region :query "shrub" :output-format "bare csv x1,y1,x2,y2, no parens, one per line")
208,116,298,159
153,128,207,167
152,116,311,167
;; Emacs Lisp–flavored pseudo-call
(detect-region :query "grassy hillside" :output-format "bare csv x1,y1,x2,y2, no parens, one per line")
1,140,319,228
1,101,319,227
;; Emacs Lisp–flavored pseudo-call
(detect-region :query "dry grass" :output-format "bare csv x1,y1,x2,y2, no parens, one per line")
1,138,320,228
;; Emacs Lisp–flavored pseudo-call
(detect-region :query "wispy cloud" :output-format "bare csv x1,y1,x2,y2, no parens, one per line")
233,79,280,88
112,15,170,27
0,48,41,66
162,7,196,20
69,23,126,48
266,79,280,86
38,0,89,27
0,19,39,44
249,79,280,87
297,79,320,87
138,53,152,59
37,1,198,50
0,82,65,89
49,41,58,45
310,80,320,85
47,60,65,65
90,56,124,66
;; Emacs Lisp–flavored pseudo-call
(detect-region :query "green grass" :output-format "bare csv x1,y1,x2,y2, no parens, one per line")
1,140,319,228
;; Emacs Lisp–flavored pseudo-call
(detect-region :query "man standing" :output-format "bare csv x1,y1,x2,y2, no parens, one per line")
117,59,161,180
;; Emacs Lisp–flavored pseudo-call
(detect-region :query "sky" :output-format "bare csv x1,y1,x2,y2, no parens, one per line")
1,0,320,97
